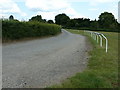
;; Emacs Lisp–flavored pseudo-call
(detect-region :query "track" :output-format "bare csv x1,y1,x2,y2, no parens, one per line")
2,29,91,88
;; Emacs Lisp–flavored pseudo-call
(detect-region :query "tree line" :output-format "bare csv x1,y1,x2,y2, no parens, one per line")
8,12,119,32
55,12,120,32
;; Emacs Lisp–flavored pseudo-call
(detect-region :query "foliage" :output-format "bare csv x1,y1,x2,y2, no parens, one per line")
9,15,14,20
55,13,70,27
56,12,119,32
98,12,116,29
47,20,54,24
29,15,45,22
2,20,61,42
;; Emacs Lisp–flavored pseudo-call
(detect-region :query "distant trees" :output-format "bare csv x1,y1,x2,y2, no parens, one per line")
47,20,54,24
9,15,14,20
90,20,99,30
29,15,44,22
55,12,119,32
55,13,70,27
98,12,116,29
66,19,75,28
6,11,119,33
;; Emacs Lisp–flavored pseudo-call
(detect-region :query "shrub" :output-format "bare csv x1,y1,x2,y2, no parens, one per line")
2,20,61,42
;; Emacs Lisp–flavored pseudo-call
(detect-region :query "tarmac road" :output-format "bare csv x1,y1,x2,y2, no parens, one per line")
2,29,91,88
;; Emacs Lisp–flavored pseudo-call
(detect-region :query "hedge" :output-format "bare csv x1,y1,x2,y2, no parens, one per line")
2,20,61,41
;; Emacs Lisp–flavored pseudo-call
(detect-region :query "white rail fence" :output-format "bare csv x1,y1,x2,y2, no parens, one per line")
84,30,108,53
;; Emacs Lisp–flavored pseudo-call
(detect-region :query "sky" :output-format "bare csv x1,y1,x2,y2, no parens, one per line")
0,0,119,21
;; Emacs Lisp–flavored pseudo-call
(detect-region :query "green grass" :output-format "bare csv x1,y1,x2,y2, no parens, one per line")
50,29,119,88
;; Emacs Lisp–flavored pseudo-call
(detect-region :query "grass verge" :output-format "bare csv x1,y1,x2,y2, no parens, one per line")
50,29,119,88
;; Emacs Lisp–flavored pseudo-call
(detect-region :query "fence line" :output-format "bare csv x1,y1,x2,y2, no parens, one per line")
84,30,108,53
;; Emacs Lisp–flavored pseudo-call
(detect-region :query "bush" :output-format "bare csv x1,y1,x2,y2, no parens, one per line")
2,20,61,42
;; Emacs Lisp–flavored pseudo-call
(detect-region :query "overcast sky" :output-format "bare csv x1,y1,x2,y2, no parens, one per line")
0,0,119,21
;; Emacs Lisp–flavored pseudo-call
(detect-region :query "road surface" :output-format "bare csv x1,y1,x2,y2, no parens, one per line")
2,29,91,88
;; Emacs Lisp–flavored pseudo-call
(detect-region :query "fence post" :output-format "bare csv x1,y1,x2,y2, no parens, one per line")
84,31,108,53
97,35,99,43
101,34,108,53
99,35,102,47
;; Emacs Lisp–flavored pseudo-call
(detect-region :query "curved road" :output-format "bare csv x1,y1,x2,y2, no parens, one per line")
2,29,91,88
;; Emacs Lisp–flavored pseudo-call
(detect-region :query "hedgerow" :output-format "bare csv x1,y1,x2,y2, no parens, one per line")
2,20,61,42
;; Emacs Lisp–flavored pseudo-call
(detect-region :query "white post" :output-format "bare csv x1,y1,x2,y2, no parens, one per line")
101,34,108,53
86,31,108,53
99,35,102,47
97,35,99,43
92,32,93,38
94,33,96,40
91,32,92,37
95,34,97,40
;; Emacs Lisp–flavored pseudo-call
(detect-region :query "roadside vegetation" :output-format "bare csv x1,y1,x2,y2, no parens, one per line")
2,18,61,42
50,29,119,88
55,12,120,32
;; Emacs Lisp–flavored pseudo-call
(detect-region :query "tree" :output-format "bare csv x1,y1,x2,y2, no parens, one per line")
29,15,43,22
90,20,99,30
48,20,54,24
66,19,75,28
43,19,47,23
55,13,70,27
9,15,14,20
98,12,116,29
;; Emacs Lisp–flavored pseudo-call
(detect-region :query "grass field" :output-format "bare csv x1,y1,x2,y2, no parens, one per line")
50,29,119,88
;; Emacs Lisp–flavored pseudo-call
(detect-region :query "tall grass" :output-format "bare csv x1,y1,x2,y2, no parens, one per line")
2,20,61,42
50,29,118,88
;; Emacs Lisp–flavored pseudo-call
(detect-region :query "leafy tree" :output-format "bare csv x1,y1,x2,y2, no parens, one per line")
48,20,54,24
55,13,70,27
29,15,43,22
98,12,116,29
66,19,75,28
43,19,47,23
9,15,14,20
90,20,99,30
71,18,90,28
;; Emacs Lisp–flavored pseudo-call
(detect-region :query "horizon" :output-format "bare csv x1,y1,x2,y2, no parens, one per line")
0,0,119,21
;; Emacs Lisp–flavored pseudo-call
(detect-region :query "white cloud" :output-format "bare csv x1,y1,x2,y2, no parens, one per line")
1,0,118,20
34,7,87,21
25,0,87,20
66,0,119,6
25,0,70,11
0,0,27,18
66,0,119,3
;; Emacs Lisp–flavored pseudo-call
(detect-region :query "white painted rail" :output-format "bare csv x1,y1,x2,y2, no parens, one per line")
84,30,108,53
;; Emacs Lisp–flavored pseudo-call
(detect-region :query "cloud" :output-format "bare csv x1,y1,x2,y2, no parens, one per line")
1,0,118,20
36,8,87,20
0,0,27,18
66,0,119,6
25,0,70,11
25,0,87,20
66,0,119,3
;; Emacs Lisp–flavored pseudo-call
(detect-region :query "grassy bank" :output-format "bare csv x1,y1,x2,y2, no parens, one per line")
50,29,119,88
2,20,61,42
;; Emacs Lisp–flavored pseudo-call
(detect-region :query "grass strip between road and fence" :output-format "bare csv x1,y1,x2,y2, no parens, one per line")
50,29,119,88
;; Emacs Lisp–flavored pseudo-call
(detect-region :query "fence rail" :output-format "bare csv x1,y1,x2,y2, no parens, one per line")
84,30,108,53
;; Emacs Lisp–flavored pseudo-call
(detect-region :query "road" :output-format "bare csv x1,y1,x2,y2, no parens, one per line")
2,29,91,88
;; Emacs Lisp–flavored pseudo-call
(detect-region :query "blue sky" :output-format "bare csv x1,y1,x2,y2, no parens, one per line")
0,0,119,21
